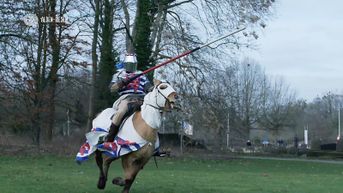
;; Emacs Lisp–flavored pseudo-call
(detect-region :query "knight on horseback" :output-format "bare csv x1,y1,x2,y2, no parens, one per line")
107,52,152,142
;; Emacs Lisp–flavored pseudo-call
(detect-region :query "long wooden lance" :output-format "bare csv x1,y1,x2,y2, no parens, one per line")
126,27,246,83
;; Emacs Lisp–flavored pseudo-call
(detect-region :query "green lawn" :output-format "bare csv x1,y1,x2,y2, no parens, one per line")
0,155,342,193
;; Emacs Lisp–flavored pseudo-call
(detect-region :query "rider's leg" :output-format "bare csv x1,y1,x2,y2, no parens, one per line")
106,99,129,142
106,124,119,142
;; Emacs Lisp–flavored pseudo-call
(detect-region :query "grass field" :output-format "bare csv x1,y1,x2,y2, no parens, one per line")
0,155,342,193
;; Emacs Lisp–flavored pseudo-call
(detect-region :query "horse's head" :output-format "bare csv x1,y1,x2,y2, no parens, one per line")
154,80,178,111
144,79,178,112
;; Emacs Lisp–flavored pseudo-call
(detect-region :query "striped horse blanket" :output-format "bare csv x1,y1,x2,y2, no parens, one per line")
76,108,159,163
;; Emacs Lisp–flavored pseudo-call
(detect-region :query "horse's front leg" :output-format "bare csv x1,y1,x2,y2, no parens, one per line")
122,156,143,193
116,146,153,193
95,150,107,189
112,155,143,193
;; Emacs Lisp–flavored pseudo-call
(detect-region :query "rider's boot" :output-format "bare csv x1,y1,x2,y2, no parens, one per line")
106,123,120,142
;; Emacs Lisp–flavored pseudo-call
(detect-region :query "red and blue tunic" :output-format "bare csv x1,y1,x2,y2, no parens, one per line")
110,70,150,96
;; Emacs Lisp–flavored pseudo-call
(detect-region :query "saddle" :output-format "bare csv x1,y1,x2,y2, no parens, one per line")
104,97,144,143
123,97,143,119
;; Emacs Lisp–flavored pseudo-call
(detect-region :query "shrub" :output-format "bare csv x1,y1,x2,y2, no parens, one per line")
287,147,298,155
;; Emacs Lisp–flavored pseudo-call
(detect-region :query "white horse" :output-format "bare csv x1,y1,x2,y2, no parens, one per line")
77,80,178,193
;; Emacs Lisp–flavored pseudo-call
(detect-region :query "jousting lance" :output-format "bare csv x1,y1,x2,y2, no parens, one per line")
126,27,246,83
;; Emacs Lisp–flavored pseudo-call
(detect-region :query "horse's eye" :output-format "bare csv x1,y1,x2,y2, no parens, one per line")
159,84,168,90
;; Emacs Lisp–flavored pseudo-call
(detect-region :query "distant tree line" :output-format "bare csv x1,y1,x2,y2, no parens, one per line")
167,57,343,147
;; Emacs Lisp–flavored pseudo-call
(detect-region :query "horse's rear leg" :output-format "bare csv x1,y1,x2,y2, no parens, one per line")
95,150,107,189
96,151,115,189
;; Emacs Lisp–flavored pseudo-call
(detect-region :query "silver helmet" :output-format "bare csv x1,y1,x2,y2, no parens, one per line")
123,53,137,72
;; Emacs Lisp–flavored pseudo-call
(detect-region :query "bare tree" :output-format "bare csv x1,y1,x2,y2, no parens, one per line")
0,0,91,144
259,76,297,136
304,93,343,142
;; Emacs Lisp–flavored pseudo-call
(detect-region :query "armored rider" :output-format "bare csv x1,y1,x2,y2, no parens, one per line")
107,53,152,142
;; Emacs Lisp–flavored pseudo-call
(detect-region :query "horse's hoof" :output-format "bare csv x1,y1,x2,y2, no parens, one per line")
112,177,125,186
97,177,107,189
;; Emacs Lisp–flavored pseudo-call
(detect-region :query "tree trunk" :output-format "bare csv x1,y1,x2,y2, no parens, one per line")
29,0,48,145
86,0,101,132
95,0,115,112
132,0,153,72
120,0,133,52
46,0,61,142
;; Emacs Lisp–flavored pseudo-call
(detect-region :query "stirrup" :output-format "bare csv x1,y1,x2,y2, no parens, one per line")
153,150,167,157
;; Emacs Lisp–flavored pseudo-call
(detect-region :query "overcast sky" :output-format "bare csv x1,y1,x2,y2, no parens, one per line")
248,0,343,101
